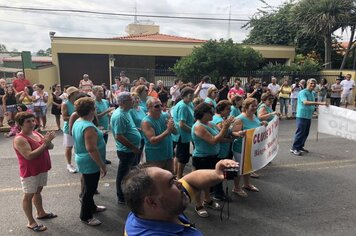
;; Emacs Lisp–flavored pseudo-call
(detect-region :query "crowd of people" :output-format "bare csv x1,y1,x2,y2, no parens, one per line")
8,71,355,233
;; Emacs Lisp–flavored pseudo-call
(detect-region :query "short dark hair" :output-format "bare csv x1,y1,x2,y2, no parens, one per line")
122,165,158,215
261,93,274,102
37,84,44,90
230,95,243,106
194,102,213,120
74,97,95,117
202,75,210,83
174,79,181,85
15,111,35,126
216,100,231,114
180,87,194,98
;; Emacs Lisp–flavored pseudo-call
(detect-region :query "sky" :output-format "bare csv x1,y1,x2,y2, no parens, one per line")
0,0,291,53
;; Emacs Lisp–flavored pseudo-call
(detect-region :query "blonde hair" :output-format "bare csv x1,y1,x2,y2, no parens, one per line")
207,87,218,97
242,98,257,112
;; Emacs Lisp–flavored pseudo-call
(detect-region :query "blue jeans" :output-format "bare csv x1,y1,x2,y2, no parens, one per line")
116,151,139,201
291,98,297,115
279,97,289,116
292,118,311,151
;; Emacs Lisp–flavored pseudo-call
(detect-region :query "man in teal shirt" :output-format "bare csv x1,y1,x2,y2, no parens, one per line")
290,79,328,156
110,92,141,204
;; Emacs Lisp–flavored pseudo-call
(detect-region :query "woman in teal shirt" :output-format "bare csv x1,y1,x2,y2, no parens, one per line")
191,102,234,218
141,97,177,172
231,98,266,198
72,97,107,226
257,93,279,122
230,95,244,117
204,87,218,109
129,92,146,163
134,85,149,113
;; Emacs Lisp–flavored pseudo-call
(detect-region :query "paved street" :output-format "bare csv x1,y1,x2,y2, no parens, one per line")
1,118,356,235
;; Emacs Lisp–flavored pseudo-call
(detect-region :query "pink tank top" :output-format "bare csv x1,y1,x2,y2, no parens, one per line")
14,131,51,178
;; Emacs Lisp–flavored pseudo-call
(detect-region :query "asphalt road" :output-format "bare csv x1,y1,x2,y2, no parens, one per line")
0,118,355,236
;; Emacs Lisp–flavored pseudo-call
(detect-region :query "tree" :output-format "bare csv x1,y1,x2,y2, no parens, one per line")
292,0,354,69
243,1,296,46
0,44,7,52
36,48,51,56
172,39,263,82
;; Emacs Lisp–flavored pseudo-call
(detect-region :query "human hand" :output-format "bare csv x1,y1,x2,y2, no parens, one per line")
215,159,239,175
166,118,175,132
43,131,56,145
222,116,235,129
234,130,246,138
261,121,268,127
132,147,141,154
100,165,107,178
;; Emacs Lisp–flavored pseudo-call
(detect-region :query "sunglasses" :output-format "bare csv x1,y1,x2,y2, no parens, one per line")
153,104,162,108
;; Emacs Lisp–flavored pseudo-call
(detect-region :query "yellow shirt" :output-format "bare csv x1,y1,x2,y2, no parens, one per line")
279,86,292,98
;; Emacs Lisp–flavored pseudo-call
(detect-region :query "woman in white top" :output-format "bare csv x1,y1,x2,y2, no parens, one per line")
32,84,48,129
290,79,302,117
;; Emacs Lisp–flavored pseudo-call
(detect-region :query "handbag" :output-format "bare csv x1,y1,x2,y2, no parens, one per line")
34,106,41,112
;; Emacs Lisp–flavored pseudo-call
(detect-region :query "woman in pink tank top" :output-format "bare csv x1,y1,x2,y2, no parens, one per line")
13,112,56,232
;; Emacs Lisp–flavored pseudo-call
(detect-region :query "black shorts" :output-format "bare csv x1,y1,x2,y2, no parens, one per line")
192,155,218,170
176,141,191,164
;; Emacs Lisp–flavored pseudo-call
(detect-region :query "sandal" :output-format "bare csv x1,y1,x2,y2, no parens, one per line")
81,217,102,226
27,224,47,232
203,200,222,210
232,188,248,197
93,206,106,213
195,206,209,218
250,172,260,179
243,184,259,192
37,212,58,220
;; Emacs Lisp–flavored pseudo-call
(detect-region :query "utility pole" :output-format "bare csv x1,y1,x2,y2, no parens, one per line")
227,4,231,39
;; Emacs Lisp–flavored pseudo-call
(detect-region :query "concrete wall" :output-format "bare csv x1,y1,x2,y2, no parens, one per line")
24,65,58,95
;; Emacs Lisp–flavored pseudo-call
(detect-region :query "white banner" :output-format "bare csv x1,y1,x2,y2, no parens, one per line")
240,116,279,175
318,106,356,141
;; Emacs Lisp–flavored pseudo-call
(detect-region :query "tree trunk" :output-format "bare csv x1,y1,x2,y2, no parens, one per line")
352,46,356,70
340,26,355,70
324,35,332,69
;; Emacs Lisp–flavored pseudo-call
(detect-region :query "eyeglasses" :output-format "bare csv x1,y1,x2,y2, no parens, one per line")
153,104,162,108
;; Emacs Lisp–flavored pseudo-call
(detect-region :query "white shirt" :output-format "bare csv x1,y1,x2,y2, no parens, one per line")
340,79,355,95
32,91,48,106
170,85,181,102
199,83,216,99
267,83,280,96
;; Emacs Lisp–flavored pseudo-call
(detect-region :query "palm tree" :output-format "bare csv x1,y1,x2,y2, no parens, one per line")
292,0,354,69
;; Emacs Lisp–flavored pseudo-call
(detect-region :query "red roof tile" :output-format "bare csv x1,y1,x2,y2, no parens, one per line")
113,33,207,43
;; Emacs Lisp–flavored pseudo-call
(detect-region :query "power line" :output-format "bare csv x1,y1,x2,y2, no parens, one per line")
0,5,250,22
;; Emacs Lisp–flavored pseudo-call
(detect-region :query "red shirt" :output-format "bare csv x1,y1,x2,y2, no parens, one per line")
12,79,31,92
14,131,51,178
228,87,245,97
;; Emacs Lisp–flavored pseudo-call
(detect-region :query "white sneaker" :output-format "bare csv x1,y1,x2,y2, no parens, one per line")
67,164,77,173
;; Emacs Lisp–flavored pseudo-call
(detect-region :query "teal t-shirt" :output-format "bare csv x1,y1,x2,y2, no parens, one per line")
95,99,110,130
172,100,194,143
72,119,106,174
230,105,241,117
296,89,315,119
205,97,217,108
232,114,260,153
257,103,275,122
191,121,220,157
139,99,148,113
128,106,146,138
110,108,141,152
142,113,173,161
63,101,75,134
212,115,231,159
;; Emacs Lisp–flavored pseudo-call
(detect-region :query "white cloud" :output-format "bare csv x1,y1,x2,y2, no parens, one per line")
0,0,284,51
